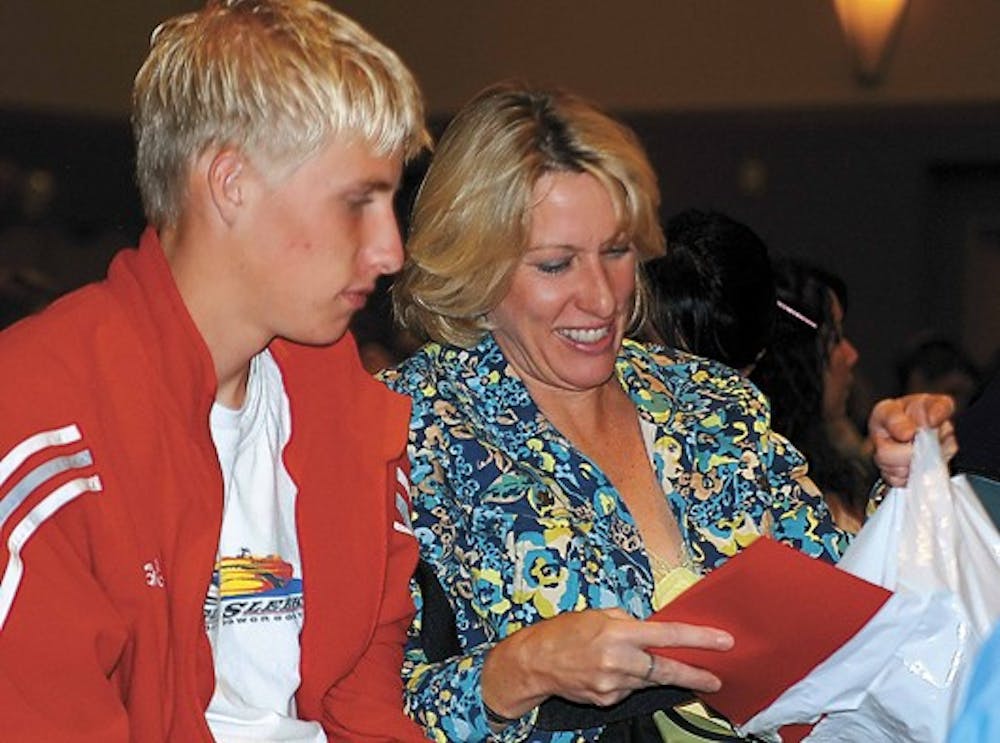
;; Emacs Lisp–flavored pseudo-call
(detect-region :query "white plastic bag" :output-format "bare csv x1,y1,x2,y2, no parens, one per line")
739,429,1000,742
839,429,1000,634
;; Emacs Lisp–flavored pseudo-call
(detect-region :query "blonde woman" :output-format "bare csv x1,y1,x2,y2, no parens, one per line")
386,82,767,742
382,82,955,742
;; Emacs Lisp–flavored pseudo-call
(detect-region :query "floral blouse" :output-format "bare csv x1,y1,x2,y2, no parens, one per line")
380,335,851,743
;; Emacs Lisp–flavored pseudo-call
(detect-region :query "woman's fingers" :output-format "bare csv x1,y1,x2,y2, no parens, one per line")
870,393,957,485
907,393,956,429
640,618,734,652
640,620,731,692
938,419,958,460
497,610,732,708
870,393,955,442
873,433,915,487
869,397,914,443
643,653,723,693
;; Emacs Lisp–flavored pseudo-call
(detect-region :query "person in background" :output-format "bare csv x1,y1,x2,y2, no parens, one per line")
749,259,874,532
645,208,775,375
645,215,871,532
953,369,1000,482
0,1,429,740
950,368,1000,527
896,335,982,414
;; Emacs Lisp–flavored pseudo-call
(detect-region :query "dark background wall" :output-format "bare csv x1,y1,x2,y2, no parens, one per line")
6,2,1000,117
2,1,1000,404
627,104,1000,395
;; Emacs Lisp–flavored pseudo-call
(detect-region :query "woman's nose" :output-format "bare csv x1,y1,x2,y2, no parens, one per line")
579,262,617,317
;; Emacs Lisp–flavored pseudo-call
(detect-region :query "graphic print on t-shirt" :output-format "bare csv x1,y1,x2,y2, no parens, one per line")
204,547,304,630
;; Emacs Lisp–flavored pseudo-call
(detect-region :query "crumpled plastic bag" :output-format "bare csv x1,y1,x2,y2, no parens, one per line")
739,429,1000,742
839,430,1000,633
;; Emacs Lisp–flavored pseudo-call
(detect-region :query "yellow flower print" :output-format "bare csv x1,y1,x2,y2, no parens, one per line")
691,471,725,501
539,517,573,546
526,437,556,471
597,491,616,515
706,452,738,470
473,566,512,615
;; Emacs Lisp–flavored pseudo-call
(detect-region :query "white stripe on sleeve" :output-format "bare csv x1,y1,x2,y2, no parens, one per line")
0,425,83,488
0,475,103,630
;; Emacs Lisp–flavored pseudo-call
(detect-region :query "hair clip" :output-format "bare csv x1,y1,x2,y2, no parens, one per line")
776,300,818,330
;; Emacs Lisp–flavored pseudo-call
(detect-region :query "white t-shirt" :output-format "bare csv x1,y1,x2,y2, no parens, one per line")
204,350,325,743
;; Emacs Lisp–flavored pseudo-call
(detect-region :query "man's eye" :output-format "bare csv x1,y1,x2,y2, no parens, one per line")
344,190,375,210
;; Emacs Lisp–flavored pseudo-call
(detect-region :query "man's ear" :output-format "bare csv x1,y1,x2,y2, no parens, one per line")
206,149,246,226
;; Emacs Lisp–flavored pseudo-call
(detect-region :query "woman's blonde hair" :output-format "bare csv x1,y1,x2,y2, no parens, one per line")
394,81,665,348
132,0,429,228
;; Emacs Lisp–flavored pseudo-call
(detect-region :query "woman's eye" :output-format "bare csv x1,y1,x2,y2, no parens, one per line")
605,244,632,258
536,259,571,274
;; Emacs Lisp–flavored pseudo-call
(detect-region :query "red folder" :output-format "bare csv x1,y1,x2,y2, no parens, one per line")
647,537,891,726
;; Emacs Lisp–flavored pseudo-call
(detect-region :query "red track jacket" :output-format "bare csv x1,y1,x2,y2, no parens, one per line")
0,229,424,741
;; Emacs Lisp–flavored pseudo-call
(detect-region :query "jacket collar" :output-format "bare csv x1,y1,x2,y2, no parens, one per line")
105,227,218,430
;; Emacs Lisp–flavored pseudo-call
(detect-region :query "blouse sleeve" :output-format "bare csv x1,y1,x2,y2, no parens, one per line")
402,575,537,742
653,352,853,569
689,357,854,564
400,403,540,742
759,427,853,563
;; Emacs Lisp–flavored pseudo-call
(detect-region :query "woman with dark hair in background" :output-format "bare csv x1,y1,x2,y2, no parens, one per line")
645,215,870,531
645,209,774,374
750,258,875,532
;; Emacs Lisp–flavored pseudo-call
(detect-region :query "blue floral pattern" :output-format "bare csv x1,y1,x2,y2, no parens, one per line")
381,336,851,742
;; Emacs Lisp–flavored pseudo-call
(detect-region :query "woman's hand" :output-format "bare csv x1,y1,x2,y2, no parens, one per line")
480,607,733,720
869,393,957,487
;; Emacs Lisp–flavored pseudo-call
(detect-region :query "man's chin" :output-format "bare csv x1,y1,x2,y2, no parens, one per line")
281,323,352,348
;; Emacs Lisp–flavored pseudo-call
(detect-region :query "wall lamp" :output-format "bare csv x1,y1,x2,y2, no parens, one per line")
832,0,910,86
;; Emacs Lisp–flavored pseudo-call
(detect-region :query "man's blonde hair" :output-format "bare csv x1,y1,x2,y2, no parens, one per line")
394,82,665,348
132,0,429,228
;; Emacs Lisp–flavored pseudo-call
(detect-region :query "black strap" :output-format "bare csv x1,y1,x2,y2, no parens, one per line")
413,559,462,661
535,686,694,731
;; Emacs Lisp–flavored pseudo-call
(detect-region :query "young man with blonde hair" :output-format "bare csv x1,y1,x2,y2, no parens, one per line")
0,1,429,740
